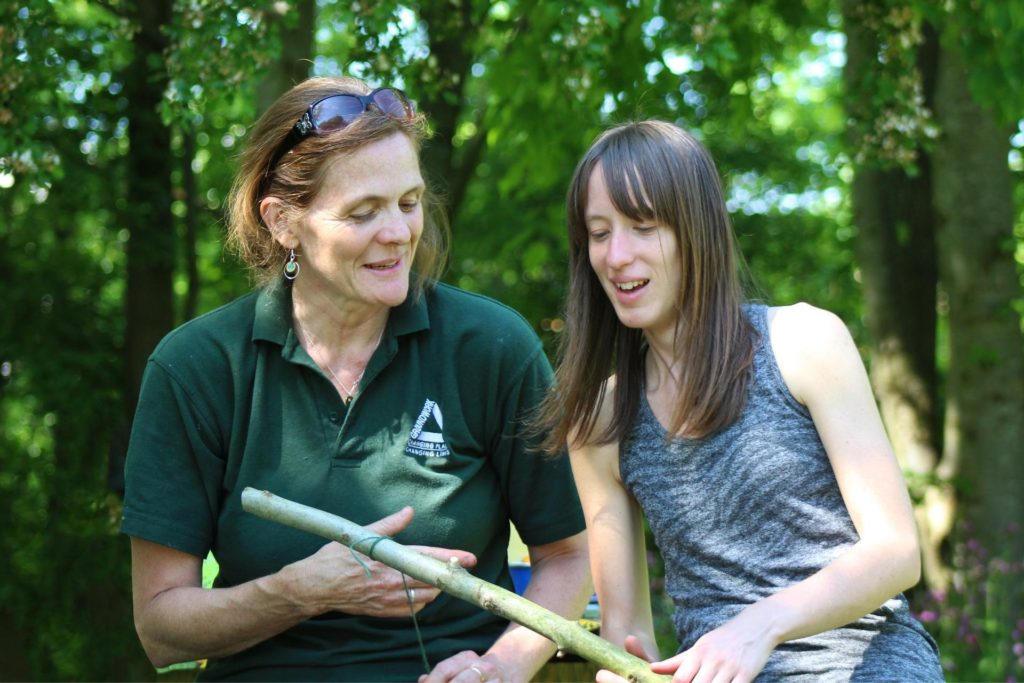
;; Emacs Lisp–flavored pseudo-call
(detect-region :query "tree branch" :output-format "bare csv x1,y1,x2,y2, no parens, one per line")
241,488,668,683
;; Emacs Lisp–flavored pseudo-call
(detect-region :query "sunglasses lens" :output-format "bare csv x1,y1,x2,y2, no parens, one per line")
310,95,366,132
371,88,413,119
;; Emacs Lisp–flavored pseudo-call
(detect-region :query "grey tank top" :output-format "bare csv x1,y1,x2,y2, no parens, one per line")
620,304,942,682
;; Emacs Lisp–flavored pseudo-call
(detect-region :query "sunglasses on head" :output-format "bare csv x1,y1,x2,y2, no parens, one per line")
263,87,415,186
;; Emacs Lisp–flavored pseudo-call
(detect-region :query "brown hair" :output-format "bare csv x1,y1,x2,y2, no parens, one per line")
226,76,448,291
541,120,754,452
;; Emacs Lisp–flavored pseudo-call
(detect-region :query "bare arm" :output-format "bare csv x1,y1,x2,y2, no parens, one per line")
131,507,476,668
417,530,592,683
755,304,921,639
573,381,659,659
656,303,921,682
486,531,593,681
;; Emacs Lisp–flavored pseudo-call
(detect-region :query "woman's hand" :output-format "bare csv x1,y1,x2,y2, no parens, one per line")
595,635,657,683
648,609,776,683
279,506,477,618
130,507,476,666
418,650,509,683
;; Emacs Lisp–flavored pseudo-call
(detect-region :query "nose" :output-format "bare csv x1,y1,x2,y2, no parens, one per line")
605,229,634,269
376,206,413,245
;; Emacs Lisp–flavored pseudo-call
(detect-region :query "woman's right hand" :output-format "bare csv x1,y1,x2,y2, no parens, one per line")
595,635,658,683
278,506,477,618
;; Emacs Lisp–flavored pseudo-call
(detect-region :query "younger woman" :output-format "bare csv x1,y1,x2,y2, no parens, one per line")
543,120,942,682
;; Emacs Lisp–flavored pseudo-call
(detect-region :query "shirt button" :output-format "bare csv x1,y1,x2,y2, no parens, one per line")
329,411,340,423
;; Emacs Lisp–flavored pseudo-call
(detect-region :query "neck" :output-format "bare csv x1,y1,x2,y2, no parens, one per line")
642,328,681,394
291,282,389,354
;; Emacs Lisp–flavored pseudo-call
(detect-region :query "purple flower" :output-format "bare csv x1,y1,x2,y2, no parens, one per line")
917,610,939,623
1014,642,1024,656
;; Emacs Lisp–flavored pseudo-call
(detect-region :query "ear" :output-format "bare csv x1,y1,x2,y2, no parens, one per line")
259,197,299,250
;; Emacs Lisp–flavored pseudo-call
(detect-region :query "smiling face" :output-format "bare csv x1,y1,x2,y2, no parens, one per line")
274,132,425,311
585,162,683,340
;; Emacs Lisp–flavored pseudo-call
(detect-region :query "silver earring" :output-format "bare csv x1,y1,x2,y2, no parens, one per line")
284,249,300,280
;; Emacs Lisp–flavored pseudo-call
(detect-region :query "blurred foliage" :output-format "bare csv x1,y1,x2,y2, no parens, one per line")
0,0,1020,678
922,0,1024,129
913,523,1024,681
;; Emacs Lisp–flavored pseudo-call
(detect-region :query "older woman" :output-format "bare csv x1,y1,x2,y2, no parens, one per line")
121,76,590,682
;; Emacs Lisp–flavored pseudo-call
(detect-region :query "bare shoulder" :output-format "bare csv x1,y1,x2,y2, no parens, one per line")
568,374,622,482
766,303,860,405
767,302,850,349
568,374,618,446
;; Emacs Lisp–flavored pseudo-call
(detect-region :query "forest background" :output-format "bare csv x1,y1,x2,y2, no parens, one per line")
1,0,1022,681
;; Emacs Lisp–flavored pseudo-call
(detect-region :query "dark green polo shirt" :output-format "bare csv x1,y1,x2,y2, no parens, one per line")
121,281,584,681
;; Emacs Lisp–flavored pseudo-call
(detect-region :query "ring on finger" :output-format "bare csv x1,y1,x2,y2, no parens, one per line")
409,588,416,603
469,665,486,682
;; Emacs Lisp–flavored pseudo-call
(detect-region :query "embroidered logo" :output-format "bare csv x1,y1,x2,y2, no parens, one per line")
404,398,451,458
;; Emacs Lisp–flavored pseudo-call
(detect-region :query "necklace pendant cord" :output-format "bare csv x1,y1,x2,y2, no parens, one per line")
297,321,385,404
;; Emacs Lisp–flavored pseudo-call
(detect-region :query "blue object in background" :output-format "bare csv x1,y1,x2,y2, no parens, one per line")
509,562,531,595
509,562,601,621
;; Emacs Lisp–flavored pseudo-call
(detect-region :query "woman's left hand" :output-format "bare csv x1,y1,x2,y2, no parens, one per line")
418,650,507,682
650,610,776,683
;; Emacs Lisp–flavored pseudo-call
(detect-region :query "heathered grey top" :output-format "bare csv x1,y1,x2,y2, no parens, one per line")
619,304,942,682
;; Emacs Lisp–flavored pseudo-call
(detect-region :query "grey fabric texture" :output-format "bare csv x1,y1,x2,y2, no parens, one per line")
619,304,943,682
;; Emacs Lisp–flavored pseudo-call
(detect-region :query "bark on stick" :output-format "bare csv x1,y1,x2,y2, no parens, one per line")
241,487,667,683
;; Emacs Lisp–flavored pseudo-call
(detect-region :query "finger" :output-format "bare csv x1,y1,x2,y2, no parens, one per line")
412,546,477,568
662,652,699,683
624,634,654,661
405,586,442,609
649,652,685,674
422,650,481,682
456,664,492,683
690,666,715,683
595,669,630,683
687,657,716,683
365,506,415,537
709,670,735,683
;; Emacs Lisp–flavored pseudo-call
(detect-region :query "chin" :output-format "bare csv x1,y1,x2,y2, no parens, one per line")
608,306,646,329
613,314,647,329
377,286,411,308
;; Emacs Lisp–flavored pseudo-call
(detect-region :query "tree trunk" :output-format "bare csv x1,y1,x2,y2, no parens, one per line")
416,0,479,220
123,0,176,422
182,127,200,321
841,2,952,589
932,45,1024,562
256,0,316,114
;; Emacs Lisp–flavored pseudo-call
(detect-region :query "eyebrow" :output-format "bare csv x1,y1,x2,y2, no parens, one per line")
346,183,426,203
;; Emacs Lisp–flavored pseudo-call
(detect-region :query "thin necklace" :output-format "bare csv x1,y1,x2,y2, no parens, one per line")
298,321,384,405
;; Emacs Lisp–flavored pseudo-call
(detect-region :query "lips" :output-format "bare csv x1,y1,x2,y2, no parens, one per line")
614,279,649,292
365,257,402,271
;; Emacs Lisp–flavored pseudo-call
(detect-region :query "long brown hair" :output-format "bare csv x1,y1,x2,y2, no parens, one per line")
226,76,448,292
541,120,754,452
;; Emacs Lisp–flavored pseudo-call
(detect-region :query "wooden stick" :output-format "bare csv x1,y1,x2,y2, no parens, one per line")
241,487,667,683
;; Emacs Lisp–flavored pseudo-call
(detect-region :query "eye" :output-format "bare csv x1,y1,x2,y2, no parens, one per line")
399,197,421,213
634,224,656,234
348,209,377,223
588,228,609,242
